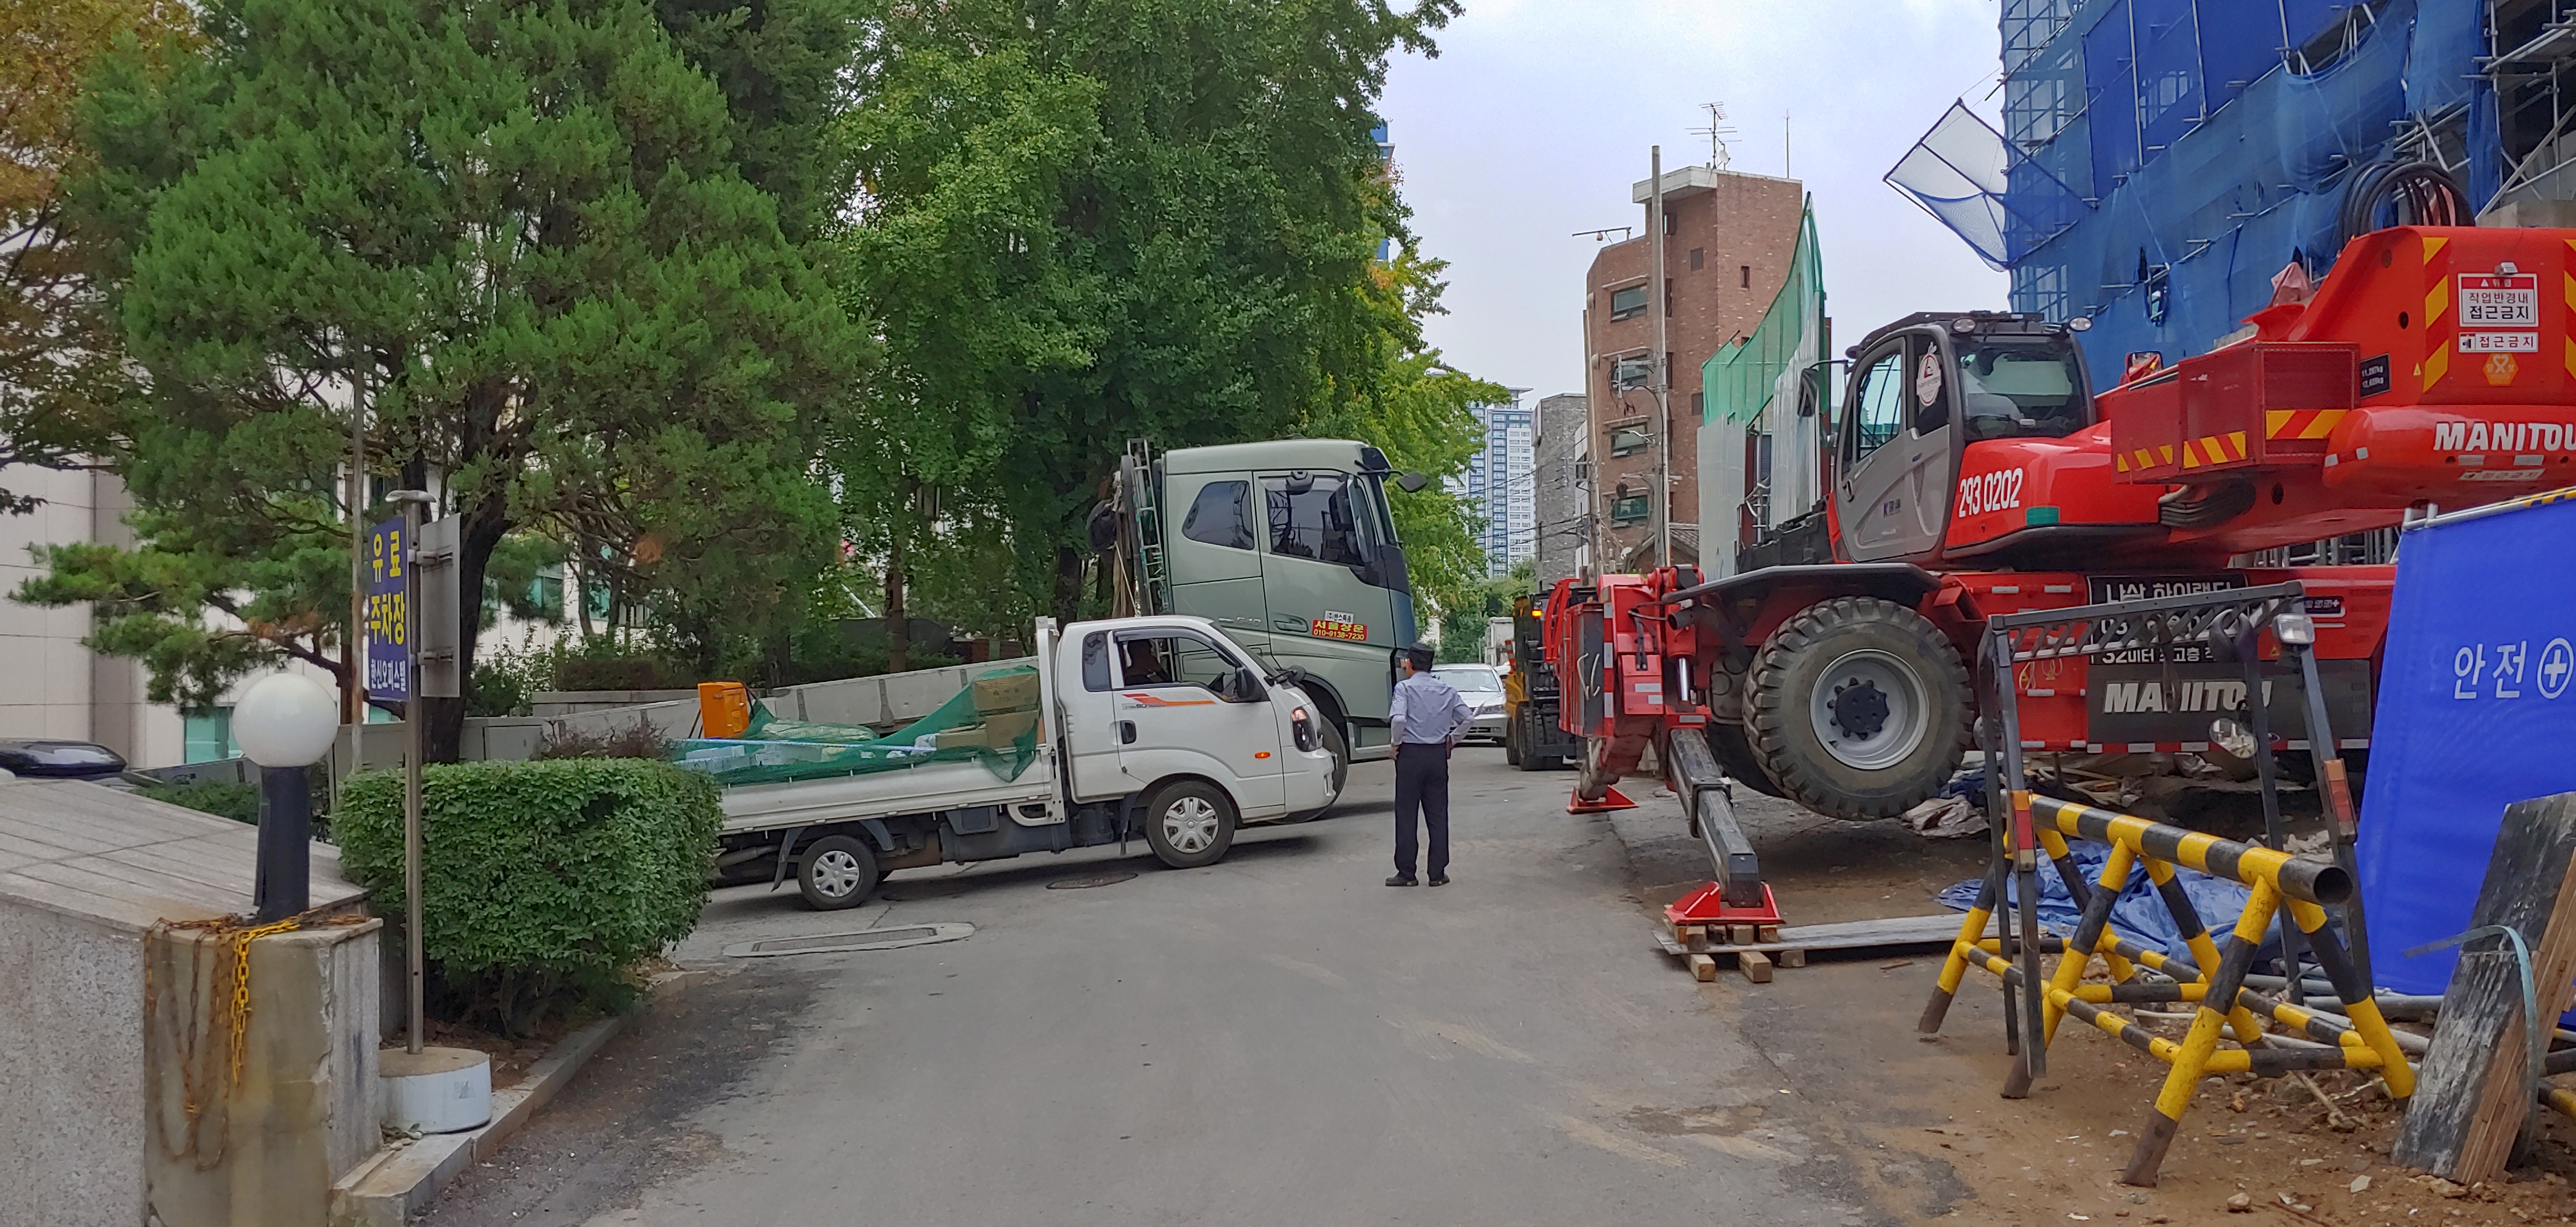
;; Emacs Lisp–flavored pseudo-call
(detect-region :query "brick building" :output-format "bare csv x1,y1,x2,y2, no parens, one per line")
1531,393,1586,586
1581,165,1804,571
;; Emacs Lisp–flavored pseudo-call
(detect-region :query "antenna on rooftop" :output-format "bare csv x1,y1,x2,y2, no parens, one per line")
1691,102,1738,171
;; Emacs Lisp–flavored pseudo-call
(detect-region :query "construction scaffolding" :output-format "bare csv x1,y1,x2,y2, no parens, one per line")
1897,1,2537,376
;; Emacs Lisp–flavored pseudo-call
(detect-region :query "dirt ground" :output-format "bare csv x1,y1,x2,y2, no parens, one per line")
1606,775,2576,1226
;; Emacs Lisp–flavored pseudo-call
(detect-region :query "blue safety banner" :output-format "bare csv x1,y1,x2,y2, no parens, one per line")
2355,491,2576,1002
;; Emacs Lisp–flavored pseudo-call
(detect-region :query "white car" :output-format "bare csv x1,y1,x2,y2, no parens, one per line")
1434,663,1509,745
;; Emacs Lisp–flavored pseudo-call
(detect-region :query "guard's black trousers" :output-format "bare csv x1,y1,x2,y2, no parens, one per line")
1392,741,1452,880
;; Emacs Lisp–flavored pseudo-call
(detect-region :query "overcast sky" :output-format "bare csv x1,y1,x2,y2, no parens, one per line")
1382,0,2011,402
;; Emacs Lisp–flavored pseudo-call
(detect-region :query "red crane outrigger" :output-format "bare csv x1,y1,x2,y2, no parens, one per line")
1541,225,2576,927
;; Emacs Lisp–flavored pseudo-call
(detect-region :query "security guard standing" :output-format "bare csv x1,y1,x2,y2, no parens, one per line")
1386,645,1471,887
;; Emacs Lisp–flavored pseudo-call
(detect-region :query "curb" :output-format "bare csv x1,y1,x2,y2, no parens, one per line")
330,970,700,1226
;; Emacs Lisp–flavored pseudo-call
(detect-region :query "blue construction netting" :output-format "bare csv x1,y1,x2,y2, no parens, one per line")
1904,0,2496,375
1886,102,2090,269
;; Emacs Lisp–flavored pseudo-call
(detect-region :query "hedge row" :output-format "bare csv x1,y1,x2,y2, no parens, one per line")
335,758,721,1034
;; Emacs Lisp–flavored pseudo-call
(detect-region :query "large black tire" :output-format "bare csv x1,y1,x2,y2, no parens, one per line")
1142,779,1238,868
796,834,882,910
1745,596,1971,819
1705,723,1787,798
1504,711,1524,766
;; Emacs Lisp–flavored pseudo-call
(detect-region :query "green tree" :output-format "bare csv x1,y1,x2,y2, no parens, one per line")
651,0,863,243
833,0,1462,630
22,0,863,755
1436,557,1534,664
0,0,194,512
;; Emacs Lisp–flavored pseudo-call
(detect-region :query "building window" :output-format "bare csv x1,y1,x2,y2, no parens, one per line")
1691,392,1704,419
1609,494,1651,524
1608,284,1648,321
184,708,237,764
1608,427,1651,457
1610,354,1651,389
527,564,567,618
1740,265,1752,289
1689,247,1704,271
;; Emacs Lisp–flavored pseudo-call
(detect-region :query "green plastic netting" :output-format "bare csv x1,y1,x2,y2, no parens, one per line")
668,666,1041,786
1701,199,1824,428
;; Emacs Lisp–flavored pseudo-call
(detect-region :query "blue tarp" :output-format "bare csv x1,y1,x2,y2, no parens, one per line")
1953,0,2494,372
2355,495,2576,1011
1937,838,2306,966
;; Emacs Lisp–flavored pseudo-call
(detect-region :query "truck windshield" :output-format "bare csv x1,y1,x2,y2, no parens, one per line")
1355,472,1400,544
1264,473,1374,566
1261,467,1411,595
1956,341,2088,441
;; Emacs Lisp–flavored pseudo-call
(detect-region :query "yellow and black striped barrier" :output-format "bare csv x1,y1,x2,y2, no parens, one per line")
1920,792,2414,1187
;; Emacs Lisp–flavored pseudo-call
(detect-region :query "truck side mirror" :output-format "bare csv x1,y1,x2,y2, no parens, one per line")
1395,471,1430,493
1234,667,1268,703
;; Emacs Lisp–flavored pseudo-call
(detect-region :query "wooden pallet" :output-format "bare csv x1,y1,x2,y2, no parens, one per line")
1656,913,1965,984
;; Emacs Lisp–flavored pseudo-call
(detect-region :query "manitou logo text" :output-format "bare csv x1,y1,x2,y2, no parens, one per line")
2433,420,2570,451
2098,678,2273,714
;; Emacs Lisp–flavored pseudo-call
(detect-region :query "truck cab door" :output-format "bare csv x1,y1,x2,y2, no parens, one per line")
1110,627,1287,817
1835,335,1949,561
1163,476,1269,651
1255,471,1398,745
1063,628,1129,800
1902,339,1960,556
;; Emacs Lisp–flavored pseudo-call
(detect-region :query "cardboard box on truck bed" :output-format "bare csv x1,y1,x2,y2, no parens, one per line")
972,672,1040,715
933,709,1040,751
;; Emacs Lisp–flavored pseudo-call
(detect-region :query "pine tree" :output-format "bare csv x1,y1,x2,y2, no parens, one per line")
833,0,1469,628
25,0,863,756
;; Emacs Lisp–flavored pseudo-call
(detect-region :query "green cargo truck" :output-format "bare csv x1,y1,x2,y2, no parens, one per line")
1099,439,1426,802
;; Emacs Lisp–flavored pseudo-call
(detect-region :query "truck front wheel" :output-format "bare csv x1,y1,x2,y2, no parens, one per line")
1143,780,1238,869
797,835,882,910
1744,596,1970,820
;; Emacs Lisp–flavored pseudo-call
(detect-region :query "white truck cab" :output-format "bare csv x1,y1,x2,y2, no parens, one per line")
709,615,1338,909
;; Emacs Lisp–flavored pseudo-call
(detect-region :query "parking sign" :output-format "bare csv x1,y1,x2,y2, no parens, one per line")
366,516,409,703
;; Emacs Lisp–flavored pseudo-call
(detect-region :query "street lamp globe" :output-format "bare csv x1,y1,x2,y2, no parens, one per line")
234,673,340,768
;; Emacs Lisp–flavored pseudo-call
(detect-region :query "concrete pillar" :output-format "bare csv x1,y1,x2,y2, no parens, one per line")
144,921,382,1227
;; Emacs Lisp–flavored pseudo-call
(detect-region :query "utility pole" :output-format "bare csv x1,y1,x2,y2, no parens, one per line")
344,371,366,811
1648,144,1671,569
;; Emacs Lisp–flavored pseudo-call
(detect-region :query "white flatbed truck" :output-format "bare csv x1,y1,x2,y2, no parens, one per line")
707,615,1341,909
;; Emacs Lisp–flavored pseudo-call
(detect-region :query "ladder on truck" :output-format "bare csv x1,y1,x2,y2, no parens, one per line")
1113,439,1170,618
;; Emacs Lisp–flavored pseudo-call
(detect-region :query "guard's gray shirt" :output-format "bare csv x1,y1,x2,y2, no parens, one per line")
1389,672,1472,746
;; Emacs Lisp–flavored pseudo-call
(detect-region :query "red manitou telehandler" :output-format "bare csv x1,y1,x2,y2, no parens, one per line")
1543,225,2576,925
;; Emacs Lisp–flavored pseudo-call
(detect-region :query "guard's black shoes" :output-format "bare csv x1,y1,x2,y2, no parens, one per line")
1384,874,1417,887
1428,876,1450,887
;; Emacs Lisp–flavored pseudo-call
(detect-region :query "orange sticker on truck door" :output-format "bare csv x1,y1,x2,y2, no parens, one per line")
1309,618,1369,642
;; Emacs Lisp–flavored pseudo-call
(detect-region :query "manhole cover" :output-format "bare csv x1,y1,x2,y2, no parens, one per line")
1047,870,1138,890
722,921,974,959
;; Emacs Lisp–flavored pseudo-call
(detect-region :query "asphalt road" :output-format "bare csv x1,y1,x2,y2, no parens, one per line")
419,749,1910,1227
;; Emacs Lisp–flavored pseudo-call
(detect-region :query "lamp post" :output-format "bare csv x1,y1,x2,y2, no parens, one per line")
236,672,340,923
